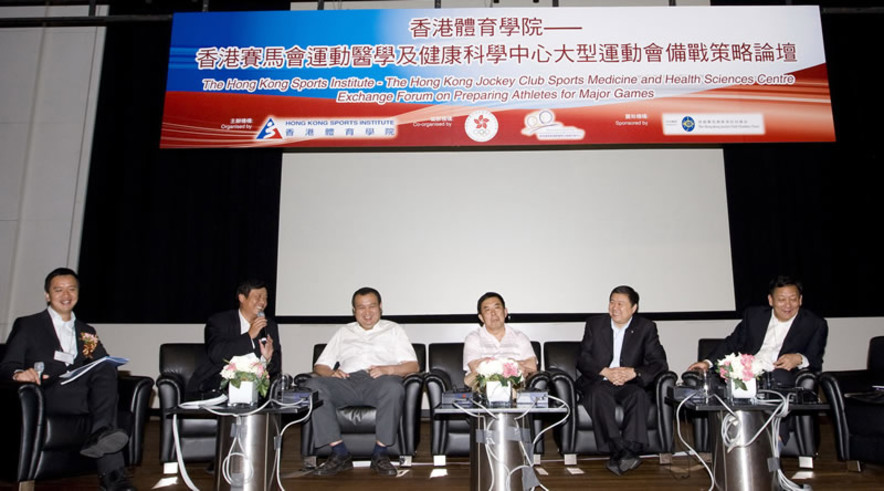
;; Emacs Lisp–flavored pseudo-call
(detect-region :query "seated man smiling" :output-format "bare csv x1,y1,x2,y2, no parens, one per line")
304,287,419,477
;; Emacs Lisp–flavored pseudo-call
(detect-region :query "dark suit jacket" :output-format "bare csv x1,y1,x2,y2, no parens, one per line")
0,310,109,381
705,306,828,372
187,309,282,397
576,314,668,395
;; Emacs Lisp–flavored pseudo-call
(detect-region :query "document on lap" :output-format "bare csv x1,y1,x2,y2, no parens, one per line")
59,355,129,385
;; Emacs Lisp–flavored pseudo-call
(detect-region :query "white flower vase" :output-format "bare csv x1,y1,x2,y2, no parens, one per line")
229,380,258,405
485,380,512,403
727,377,757,401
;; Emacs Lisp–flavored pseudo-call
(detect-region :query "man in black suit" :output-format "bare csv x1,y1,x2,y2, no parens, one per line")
0,268,134,490
687,275,828,387
576,285,668,476
187,278,282,398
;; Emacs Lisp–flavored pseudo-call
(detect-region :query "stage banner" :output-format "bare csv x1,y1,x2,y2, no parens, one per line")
160,6,835,149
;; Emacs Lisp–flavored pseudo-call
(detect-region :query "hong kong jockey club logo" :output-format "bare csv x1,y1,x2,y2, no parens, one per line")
257,118,283,140
681,116,696,133
465,110,499,143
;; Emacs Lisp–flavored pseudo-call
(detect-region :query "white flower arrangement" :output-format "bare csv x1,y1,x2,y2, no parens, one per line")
716,352,770,391
220,353,270,397
476,357,524,388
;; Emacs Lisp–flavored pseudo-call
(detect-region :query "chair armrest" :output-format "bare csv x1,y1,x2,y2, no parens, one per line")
680,370,704,387
400,372,425,455
118,375,154,410
820,369,876,395
157,374,185,412
424,369,455,456
425,369,454,411
654,371,678,452
293,371,314,387
0,381,42,482
524,371,550,456
545,368,577,403
820,372,851,461
117,375,153,466
795,369,818,391
545,369,578,454
526,371,550,391
403,372,425,385
425,369,454,391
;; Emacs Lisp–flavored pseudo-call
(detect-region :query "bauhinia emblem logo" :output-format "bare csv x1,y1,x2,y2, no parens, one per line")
465,110,499,142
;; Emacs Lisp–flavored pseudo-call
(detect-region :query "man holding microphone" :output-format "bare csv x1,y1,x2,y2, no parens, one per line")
188,279,282,399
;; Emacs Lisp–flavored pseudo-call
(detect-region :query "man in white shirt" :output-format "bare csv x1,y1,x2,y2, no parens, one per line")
305,287,419,477
0,268,134,490
463,292,537,387
687,276,828,387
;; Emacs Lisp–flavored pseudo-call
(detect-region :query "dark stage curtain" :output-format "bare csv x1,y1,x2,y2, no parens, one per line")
77,0,290,323
723,6,884,317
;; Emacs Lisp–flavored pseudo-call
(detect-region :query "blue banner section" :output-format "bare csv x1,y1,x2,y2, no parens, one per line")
161,7,834,148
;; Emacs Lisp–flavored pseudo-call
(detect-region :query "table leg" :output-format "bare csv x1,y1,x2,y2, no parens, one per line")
470,413,532,491
710,409,777,491
214,413,281,491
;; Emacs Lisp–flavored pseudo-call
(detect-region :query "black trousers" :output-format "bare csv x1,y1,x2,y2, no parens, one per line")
581,381,650,455
44,361,123,473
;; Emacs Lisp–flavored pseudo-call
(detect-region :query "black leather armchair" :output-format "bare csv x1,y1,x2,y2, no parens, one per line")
682,338,821,468
424,341,545,466
820,336,884,471
298,343,425,468
157,343,219,468
0,343,153,487
543,341,676,465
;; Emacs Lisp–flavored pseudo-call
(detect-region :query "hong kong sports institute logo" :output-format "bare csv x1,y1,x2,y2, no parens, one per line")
256,118,283,140
465,110,499,142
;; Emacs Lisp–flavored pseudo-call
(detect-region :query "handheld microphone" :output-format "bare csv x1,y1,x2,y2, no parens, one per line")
257,311,267,343
34,361,45,379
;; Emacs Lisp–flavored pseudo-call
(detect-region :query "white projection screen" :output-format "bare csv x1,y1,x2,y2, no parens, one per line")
277,149,735,316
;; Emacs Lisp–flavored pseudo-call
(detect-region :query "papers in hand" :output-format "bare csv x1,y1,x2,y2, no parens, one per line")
179,394,228,408
59,356,128,385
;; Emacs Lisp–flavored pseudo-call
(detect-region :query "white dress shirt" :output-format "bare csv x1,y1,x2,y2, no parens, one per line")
462,324,536,372
315,319,417,374
48,306,77,361
756,311,808,369
609,317,632,368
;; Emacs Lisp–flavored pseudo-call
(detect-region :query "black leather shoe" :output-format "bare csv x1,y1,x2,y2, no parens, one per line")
605,457,623,476
370,453,397,476
313,452,353,476
99,467,136,491
618,455,643,474
81,427,129,458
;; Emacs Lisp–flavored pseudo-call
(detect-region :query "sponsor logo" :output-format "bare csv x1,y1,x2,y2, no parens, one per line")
520,109,585,141
465,110,499,143
663,113,765,136
681,116,696,133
